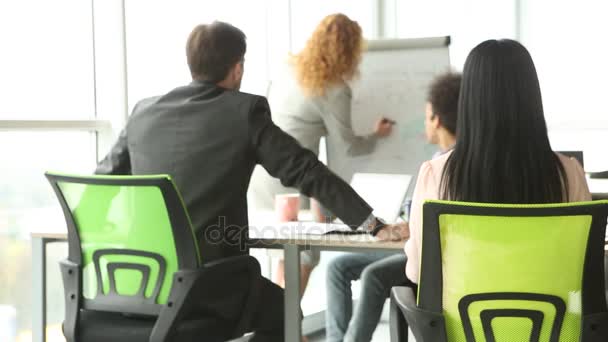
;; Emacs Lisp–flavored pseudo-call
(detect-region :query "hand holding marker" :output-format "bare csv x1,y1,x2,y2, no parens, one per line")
374,117,396,137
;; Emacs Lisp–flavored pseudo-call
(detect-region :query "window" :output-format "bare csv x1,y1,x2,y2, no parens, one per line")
0,0,95,119
0,1,107,340
0,132,96,341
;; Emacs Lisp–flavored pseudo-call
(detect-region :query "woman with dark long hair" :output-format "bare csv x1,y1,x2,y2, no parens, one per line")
404,39,591,283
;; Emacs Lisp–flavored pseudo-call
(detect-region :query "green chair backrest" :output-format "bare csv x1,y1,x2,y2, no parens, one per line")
45,173,201,316
418,200,608,342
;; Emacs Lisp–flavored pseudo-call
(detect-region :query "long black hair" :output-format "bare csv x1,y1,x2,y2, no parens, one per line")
440,39,568,203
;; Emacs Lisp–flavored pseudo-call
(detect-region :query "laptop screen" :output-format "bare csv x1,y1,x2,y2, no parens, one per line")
349,173,412,223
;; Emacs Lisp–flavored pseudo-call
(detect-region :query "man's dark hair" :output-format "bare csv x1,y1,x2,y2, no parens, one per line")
427,72,462,135
186,21,247,83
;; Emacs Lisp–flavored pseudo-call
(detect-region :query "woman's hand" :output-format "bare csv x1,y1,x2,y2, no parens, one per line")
375,222,409,241
374,117,394,137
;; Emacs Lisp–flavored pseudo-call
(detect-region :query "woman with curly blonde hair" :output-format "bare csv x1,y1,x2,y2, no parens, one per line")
248,12,393,314
293,13,364,96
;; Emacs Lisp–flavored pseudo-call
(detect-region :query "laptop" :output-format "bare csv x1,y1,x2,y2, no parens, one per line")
349,173,412,224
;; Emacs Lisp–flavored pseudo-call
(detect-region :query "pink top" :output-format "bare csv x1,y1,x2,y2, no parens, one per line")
404,151,592,283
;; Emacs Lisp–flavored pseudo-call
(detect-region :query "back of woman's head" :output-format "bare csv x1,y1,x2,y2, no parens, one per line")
441,39,568,203
293,13,363,96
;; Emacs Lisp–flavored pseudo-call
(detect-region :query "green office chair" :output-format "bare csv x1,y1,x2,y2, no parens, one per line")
390,200,608,342
45,173,258,342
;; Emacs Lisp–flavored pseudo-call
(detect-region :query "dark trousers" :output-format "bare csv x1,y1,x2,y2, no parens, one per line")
188,257,284,342
250,278,285,342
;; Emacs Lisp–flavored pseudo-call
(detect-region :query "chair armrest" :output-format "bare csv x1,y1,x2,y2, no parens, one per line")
390,286,448,342
59,259,82,342
390,286,412,342
150,255,261,342
582,312,608,341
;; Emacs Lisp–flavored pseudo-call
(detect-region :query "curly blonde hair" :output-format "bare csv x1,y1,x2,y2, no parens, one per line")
292,13,364,96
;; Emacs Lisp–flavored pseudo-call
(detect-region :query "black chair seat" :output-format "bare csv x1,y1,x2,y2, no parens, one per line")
75,310,235,342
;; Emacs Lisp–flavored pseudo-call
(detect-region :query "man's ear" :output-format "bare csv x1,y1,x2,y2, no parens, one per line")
233,62,244,80
431,113,441,129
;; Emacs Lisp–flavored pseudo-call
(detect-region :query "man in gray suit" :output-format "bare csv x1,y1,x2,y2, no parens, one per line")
96,21,405,341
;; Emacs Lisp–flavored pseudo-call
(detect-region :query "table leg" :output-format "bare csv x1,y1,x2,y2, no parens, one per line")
284,244,302,341
32,236,47,342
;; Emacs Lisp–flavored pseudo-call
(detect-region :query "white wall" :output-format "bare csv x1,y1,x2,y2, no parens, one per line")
520,0,608,169
289,0,378,52
392,0,516,69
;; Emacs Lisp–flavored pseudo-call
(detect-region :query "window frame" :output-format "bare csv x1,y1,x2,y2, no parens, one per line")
0,0,128,162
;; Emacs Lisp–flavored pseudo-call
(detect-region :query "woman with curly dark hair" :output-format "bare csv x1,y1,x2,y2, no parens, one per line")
249,13,394,298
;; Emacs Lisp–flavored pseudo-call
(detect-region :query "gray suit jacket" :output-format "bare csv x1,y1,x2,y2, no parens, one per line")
96,80,372,262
